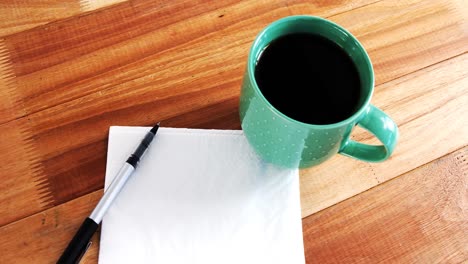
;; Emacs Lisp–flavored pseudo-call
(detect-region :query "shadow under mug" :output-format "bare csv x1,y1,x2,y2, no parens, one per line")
239,16,399,168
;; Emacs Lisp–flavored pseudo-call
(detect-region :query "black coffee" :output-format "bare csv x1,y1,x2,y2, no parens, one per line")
254,33,361,125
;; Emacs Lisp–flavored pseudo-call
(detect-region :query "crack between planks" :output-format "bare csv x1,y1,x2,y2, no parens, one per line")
0,0,389,128
0,0,466,228
1,35,466,130
326,0,386,19
0,40,55,211
2,146,466,229
0,50,466,226
302,144,468,220
0,189,103,230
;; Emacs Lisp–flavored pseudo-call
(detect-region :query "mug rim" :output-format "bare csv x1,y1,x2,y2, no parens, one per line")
247,15,375,128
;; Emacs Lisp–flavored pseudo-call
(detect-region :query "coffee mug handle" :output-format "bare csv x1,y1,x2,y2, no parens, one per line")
339,105,398,162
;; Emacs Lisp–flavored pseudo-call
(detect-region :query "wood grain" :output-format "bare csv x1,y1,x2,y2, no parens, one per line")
0,0,129,37
0,0,466,227
80,0,128,12
0,0,81,37
300,52,468,217
303,146,468,263
0,119,53,224
0,190,102,264
0,0,387,226
0,0,467,261
330,0,468,84
0,40,22,129
0,147,465,263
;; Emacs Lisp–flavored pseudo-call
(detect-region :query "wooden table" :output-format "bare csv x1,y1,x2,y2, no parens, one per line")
0,0,467,263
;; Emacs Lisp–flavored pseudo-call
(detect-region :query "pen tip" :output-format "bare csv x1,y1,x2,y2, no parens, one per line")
150,122,161,134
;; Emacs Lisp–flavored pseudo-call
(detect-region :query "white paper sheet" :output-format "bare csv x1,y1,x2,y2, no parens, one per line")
99,126,304,264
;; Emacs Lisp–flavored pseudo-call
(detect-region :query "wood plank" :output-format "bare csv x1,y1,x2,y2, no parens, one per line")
0,40,22,128
0,0,81,37
1,0,383,123
302,146,468,263
0,0,466,227
1,147,465,263
0,119,53,225
1,0,466,262
0,190,102,264
329,0,468,84
300,53,468,217
80,0,128,12
3,0,464,124
0,0,129,37
0,0,382,225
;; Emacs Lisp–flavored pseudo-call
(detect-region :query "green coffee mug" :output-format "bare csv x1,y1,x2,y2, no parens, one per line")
239,16,398,168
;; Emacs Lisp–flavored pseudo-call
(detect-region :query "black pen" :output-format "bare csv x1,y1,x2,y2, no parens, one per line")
57,123,161,264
